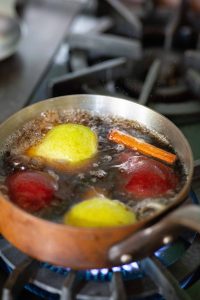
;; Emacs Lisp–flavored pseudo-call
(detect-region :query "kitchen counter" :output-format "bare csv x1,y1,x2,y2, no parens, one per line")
0,1,80,123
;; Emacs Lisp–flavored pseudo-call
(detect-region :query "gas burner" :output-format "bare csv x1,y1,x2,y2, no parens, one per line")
49,43,200,124
121,48,187,102
45,0,200,125
49,56,133,97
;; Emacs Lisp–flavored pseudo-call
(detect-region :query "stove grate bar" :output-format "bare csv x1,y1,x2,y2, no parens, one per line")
185,69,200,98
193,160,200,183
164,0,192,51
0,245,28,271
164,9,180,51
150,100,200,124
0,238,12,253
105,0,142,38
2,258,40,300
49,57,130,97
168,234,200,282
88,17,114,34
69,50,88,72
196,34,200,50
68,33,142,60
110,272,126,300
140,256,191,300
138,59,161,106
60,270,78,300
184,50,200,72
32,267,67,294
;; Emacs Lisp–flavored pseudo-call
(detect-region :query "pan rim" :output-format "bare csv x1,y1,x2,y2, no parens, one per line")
0,94,194,232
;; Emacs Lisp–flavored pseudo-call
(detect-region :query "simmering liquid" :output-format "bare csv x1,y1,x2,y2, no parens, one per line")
0,110,186,224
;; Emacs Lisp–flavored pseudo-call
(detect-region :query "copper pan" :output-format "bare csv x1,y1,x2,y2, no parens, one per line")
0,94,197,270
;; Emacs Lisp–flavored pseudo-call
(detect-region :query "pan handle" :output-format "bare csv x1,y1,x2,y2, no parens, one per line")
108,204,200,265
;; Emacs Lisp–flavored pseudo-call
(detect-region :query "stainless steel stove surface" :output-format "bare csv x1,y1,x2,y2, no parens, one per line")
1,0,200,299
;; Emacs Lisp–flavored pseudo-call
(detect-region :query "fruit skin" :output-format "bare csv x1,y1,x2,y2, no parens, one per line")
64,197,136,227
6,171,56,212
27,124,98,164
124,156,178,199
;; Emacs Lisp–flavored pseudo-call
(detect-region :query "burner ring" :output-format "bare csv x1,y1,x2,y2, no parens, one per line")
122,48,189,102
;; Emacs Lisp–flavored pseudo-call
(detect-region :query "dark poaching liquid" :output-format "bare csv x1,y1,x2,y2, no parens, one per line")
0,110,186,223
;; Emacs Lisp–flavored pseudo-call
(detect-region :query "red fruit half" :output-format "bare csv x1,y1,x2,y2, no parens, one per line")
124,156,179,199
6,170,56,212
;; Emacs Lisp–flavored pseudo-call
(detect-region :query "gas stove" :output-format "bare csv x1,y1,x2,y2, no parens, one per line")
0,0,200,299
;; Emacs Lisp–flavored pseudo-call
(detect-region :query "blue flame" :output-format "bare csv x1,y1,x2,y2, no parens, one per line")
43,260,140,282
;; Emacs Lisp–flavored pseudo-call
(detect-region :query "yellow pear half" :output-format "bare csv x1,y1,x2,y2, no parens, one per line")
64,197,137,227
27,123,98,165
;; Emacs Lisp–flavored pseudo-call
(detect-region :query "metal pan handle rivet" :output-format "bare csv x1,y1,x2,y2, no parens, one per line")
120,254,132,264
163,236,173,245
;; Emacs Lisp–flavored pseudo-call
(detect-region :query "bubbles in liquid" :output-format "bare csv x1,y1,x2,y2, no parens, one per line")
92,162,99,167
102,155,112,162
77,173,85,180
89,170,107,179
115,144,125,152
0,109,185,223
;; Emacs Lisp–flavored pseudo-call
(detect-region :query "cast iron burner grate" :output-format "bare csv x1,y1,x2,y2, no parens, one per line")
1,161,200,300
47,0,200,125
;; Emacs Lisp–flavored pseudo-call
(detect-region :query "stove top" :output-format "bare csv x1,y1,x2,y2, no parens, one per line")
0,0,200,299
